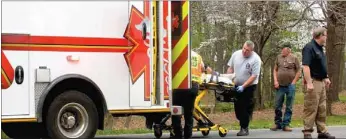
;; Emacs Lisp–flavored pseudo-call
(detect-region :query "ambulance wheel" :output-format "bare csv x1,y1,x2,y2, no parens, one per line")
154,125,162,138
46,90,98,139
201,130,210,136
2,122,48,138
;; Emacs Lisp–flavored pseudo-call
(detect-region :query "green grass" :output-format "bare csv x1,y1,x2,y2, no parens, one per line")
294,91,346,104
339,94,346,103
92,115,346,135
294,92,304,105
215,102,234,112
2,115,346,138
2,91,345,138
213,91,305,113
96,128,153,136
1,132,8,139
223,115,346,130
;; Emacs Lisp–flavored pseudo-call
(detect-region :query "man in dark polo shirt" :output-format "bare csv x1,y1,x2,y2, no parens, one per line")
270,42,301,132
301,26,335,139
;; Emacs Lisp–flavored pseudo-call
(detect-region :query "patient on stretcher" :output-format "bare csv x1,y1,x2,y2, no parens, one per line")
203,72,235,85
200,72,237,102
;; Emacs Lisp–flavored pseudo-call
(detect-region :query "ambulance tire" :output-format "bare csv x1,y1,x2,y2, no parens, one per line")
46,90,98,139
2,122,48,138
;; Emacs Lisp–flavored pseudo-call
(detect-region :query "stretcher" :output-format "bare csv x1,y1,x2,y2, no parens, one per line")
153,73,237,138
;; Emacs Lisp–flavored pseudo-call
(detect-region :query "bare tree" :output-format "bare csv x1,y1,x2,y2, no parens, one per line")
321,1,346,115
191,1,324,110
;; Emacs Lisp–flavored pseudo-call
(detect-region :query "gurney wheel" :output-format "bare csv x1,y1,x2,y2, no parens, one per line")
153,125,162,138
218,130,227,137
201,130,210,136
218,127,228,137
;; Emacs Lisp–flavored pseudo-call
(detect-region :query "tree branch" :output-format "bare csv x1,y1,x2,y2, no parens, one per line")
271,1,317,31
319,1,328,21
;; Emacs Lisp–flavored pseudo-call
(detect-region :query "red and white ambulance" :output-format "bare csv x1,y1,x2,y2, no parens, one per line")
1,1,190,138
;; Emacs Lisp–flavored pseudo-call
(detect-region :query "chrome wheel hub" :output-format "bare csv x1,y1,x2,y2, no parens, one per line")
57,103,89,138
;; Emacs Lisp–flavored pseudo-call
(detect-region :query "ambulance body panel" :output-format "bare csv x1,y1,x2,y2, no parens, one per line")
1,1,189,138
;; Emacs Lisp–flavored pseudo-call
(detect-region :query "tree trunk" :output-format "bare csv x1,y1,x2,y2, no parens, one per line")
224,24,237,73
325,1,346,115
238,17,247,46
270,57,275,107
339,48,345,93
344,57,346,91
344,50,346,91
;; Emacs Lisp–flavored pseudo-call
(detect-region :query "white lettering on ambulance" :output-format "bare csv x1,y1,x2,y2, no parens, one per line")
162,14,169,96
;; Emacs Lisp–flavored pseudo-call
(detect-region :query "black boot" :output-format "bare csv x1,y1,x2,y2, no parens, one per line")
170,132,182,139
318,132,335,139
183,126,193,138
171,127,183,139
237,128,249,136
304,134,312,139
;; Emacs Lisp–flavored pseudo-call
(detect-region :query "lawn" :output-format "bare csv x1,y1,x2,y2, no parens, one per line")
340,92,346,102
225,115,346,130
2,92,346,138
97,114,346,135
2,115,346,138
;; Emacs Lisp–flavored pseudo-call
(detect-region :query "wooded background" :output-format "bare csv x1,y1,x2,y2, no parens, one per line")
191,1,346,115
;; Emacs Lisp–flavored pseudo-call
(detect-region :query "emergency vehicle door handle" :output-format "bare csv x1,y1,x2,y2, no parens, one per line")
142,23,147,40
15,65,24,84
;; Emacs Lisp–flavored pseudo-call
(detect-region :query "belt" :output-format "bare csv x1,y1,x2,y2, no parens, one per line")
312,78,323,81
279,85,290,87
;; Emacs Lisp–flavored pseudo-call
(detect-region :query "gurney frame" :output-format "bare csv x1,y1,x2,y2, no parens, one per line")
152,82,236,138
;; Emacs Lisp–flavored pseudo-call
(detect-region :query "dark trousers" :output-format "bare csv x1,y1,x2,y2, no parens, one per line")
171,82,198,138
234,85,257,129
274,84,295,128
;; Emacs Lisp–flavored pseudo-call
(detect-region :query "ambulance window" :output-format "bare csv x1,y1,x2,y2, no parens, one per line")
142,23,147,40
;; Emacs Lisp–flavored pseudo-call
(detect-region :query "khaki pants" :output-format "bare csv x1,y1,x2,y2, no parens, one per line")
303,79,327,134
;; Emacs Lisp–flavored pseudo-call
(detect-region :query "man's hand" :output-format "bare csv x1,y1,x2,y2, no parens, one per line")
274,80,279,89
307,82,314,92
227,67,234,74
236,86,244,93
324,78,331,89
289,83,296,90
206,67,213,74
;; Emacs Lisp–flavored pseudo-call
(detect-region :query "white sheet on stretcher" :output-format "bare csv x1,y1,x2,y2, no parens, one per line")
202,73,235,85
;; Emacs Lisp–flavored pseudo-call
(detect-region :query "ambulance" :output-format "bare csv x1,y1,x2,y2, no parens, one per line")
1,1,191,138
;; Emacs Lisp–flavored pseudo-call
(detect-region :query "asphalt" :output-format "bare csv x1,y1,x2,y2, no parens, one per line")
96,126,346,138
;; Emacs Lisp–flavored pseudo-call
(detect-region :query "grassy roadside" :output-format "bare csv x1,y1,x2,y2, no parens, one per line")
214,91,345,113
2,115,346,138
2,92,346,138
96,128,152,136
225,115,346,130
95,115,346,136
1,132,8,139
340,93,346,102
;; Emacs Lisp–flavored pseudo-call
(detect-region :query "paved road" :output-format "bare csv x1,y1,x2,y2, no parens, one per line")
97,126,346,138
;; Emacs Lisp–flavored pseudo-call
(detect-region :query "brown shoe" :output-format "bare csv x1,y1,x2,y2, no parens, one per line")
270,124,282,131
282,126,292,132
304,134,312,139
